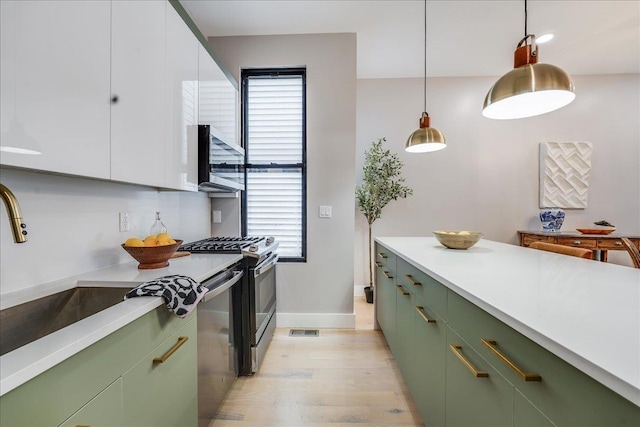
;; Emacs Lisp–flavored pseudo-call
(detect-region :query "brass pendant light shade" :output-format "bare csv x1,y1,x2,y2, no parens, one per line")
483,1,575,120
406,113,446,153
405,0,446,153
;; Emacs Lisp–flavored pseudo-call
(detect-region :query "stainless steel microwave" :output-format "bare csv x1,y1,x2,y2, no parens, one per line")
197,125,245,192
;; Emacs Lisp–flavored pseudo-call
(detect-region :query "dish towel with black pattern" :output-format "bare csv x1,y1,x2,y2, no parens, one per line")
124,275,208,318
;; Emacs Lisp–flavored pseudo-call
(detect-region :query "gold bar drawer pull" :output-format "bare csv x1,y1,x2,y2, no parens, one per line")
415,306,436,323
382,270,393,279
404,274,421,286
481,339,541,382
153,336,189,364
396,285,409,296
378,252,388,259
374,261,382,267
450,345,488,378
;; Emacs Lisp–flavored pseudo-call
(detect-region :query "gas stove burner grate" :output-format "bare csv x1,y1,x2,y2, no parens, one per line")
179,236,265,254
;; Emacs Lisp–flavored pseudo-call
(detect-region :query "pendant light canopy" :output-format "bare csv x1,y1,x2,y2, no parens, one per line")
483,0,575,120
405,0,445,153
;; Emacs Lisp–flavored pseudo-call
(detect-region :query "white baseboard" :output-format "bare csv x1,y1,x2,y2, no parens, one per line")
276,312,356,329
354,285,366,296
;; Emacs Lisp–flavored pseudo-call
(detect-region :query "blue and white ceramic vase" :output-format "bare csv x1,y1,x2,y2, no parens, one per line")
539,208,565,232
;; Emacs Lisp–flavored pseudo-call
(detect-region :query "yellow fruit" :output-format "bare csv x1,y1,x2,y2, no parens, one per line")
167,239,176,244
157,232,173,245
124,238,144,247
458,231,471,236
143,236,159,247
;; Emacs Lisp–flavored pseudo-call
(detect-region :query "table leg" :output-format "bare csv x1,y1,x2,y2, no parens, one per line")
600,250,608,262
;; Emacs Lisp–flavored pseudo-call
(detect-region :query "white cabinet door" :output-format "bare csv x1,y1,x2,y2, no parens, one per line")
110,0,166,187
0,0,110,179
198,45,238,145
164,5,199,192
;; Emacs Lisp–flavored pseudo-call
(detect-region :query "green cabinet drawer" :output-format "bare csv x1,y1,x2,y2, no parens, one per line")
59,378,123,427
123,315,198,427
375,261,396,347
375,243,396,272
397,257,447,318
514,389,556,427
445,327,513,427
447,291,640,426
393,282,414,374
409,296,446,427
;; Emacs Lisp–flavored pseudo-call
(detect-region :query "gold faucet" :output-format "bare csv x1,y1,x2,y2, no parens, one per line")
0,183,27,243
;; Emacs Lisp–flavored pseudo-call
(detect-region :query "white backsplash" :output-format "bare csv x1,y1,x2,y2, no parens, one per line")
0,167,211,295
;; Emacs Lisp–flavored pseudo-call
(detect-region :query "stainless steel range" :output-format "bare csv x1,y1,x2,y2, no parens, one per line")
180,236,279,376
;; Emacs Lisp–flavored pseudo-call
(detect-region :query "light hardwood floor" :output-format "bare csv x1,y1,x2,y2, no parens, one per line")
208,296,424,427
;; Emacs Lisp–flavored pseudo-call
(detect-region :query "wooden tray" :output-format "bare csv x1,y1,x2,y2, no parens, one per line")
576,228,615,235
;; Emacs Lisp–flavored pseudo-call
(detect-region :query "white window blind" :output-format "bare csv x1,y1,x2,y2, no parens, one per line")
244,72,305,260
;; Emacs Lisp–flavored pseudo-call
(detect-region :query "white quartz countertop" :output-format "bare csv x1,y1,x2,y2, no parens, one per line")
376,237,640,407
0,253,242,396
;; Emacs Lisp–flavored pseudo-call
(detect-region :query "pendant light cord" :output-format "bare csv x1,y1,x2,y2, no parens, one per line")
423,0,427,112
524,0,528,39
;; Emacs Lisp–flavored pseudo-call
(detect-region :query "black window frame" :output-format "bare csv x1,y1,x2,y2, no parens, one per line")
240,67,307,262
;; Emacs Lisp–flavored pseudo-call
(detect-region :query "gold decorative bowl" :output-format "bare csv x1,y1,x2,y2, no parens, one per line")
433,231,482,250
121,240,183,269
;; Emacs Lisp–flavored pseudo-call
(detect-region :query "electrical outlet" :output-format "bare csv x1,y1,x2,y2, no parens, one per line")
213,210,222,224
119,212,131,232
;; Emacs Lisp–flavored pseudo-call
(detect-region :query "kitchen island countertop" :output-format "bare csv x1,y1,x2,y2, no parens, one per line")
376,236,640,407
0,253,242,396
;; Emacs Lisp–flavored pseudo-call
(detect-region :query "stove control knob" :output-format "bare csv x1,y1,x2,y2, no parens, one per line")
266,237,275,245
249,244,259,252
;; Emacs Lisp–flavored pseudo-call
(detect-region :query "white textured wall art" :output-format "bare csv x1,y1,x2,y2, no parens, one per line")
539,141,593,209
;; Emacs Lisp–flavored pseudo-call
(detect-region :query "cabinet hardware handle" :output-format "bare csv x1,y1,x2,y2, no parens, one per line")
75,425,91,427
111,95,118,104
615,241,622,246
153,336,188,364
573,240,581,245
378,252,388,259
450,345,489,378
375,261,382,267
415,306,436,323
404,274,422,286
396,285,409,296
382,270,393,279
481,339,541,382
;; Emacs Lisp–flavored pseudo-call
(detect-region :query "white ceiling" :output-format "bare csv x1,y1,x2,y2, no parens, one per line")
181,0,640,79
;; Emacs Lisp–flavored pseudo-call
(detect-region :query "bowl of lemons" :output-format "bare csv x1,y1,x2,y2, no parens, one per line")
433,230,483,250
121,233,183,269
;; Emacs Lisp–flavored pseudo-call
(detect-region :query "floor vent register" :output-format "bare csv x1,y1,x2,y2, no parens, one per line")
289,329,319,337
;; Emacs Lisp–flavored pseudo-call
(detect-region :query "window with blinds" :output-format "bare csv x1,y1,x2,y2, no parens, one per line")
241,69,306,261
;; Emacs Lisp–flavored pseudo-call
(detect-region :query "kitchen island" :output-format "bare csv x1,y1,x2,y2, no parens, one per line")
375,236,639,427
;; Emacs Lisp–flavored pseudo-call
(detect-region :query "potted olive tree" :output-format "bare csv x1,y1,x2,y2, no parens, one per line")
356,137,412,303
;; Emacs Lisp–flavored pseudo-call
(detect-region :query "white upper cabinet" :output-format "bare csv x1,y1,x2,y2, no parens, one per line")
198,45,238,145
164,5,199,192
110,0,166,188
0,0,111,179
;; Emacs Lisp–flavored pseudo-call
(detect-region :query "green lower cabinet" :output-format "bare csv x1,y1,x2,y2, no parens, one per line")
375,262,397,349
394,283,414,375
122,317,198,427
514,389,556,427
409,299,446,427
445,327,514,427
59,379,123,427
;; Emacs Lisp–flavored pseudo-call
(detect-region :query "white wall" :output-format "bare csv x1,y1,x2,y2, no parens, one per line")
208,33,357,328
355,74,640,289
0,167,211,294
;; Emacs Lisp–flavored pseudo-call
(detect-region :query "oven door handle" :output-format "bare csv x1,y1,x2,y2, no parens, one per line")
203,270,243,303
254,253,279,278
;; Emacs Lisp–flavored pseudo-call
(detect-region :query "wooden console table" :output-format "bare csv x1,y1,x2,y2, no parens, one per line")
518,230,640,262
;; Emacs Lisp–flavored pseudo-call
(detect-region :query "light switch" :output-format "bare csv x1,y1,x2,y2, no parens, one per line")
213,210,222,223
319,205,332,218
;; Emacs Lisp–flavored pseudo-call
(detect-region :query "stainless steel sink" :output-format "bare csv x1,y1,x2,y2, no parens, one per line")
0,286,130,356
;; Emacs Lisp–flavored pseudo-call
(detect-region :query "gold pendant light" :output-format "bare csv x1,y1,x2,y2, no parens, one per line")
406,0,445,153
483,0,575,120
